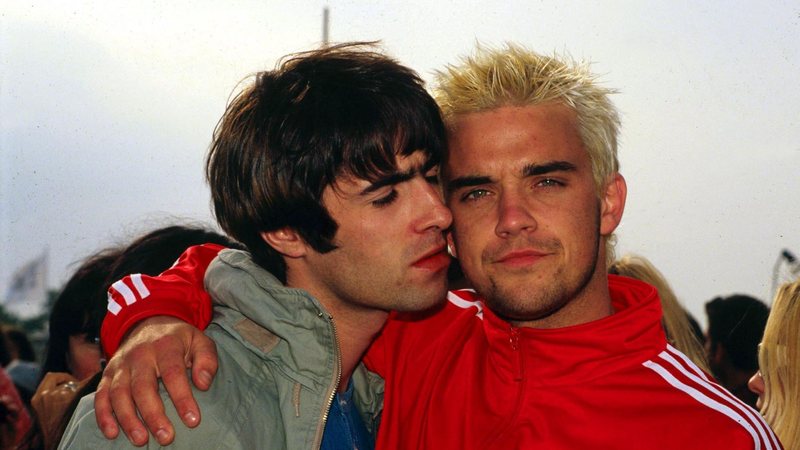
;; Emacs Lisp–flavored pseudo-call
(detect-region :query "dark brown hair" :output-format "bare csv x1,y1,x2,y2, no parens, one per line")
206,42,446,280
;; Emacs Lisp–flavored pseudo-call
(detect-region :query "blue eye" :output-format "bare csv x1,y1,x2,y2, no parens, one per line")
462,189,490,202
537,178,564,187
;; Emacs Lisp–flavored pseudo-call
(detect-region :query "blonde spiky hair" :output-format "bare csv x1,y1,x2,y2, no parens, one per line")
759,278,800,449
433,43,621,194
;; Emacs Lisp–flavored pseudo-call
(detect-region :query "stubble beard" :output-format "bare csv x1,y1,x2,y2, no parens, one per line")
483,229,601,327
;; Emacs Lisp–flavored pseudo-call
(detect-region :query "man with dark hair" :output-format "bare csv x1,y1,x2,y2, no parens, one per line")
706,294,770,408
59,43,452,449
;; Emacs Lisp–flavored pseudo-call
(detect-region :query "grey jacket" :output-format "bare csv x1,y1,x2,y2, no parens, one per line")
59,249,385,449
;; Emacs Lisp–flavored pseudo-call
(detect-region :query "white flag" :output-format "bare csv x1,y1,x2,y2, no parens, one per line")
3,250,49,318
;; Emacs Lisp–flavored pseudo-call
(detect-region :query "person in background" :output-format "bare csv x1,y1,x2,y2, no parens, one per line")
2,326,42,407
748,278,800,449
21,225,236,450
0,364,32,448
4,327,39,364
40,249,122,381
609,254,709,372
706,293,770,408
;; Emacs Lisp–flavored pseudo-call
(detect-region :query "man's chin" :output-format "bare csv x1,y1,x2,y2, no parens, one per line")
483,287,568,325
394,283,448,313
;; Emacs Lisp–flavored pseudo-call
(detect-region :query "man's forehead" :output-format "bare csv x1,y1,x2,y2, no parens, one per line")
444,106,586,177
336,150,437,190
396,150,437,171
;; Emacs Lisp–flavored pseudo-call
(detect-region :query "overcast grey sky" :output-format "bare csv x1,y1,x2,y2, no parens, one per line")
2,0,799,325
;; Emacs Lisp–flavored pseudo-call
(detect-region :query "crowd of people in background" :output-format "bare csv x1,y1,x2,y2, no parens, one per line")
0,41,796,449
0,224,238,448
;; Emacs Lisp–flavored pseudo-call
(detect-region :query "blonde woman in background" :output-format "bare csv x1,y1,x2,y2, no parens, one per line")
609,254,710,373
748,278,800,449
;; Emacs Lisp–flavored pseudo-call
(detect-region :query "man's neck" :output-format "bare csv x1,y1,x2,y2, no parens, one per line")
324,303,388,392
285,268,389,392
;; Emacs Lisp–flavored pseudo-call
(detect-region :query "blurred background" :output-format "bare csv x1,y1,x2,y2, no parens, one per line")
2,0,799,333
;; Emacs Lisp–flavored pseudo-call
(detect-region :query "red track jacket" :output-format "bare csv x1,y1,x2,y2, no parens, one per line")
102,245,781,449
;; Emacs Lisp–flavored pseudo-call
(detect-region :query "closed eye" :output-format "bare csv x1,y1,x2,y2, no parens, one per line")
372,189,398,207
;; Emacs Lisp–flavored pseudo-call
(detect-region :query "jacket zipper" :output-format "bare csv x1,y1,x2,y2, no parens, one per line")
510,327,523,381
312,312,342,450
482,327,525,448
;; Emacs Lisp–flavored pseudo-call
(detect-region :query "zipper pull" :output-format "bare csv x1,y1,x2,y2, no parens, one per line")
509,327,523,381
509,328,520,351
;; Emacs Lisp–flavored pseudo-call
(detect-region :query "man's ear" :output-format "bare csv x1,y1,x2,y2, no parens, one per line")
446,231,458,259
260,228,308,258
599,173,627,236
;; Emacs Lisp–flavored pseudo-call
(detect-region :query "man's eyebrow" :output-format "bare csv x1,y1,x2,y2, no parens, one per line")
360,168,417,195
445,175,493,192
522,161,577,177
420,157,439,174
444,161,576,193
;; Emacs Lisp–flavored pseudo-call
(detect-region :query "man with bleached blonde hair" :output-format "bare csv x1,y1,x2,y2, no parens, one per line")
435,44,620,194
88,43,779,449
435,44,623,266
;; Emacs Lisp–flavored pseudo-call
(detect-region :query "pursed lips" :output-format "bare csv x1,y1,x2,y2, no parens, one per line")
412,245,450,271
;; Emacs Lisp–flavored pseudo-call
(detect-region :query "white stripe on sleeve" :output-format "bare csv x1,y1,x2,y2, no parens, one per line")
664,344,711,381
130,274,150,299
658,351,776,449
643,358,767,450
107,293,122,315
111,280,137,306
661,346,781,449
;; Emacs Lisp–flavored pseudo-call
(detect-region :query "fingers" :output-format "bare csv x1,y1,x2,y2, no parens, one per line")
188,331,218,391
131,359,175,446
94,373,121,439
161,327,218,429
158,338,200,430
105,362,150,446
93,316,217,446
95,316,186,446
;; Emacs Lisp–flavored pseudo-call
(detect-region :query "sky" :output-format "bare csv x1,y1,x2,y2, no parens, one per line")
2,0,799,325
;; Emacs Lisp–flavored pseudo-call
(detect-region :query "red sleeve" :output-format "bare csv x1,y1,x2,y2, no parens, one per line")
100,243,226,357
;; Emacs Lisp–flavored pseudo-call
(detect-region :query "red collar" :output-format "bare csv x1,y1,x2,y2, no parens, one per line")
458,275,667,385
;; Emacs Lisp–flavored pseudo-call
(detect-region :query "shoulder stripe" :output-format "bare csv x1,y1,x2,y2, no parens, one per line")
645,348,781,449
106,275,154,316
660,345,781,449
643,359,766,450
111,280,137,306
107,293,122,315
130,274,150,299
664,344,711,381
659,352,774,449
446,290,483,319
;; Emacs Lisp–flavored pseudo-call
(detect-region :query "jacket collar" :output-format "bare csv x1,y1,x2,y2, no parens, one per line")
204,249,340,389
477,275,667,385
